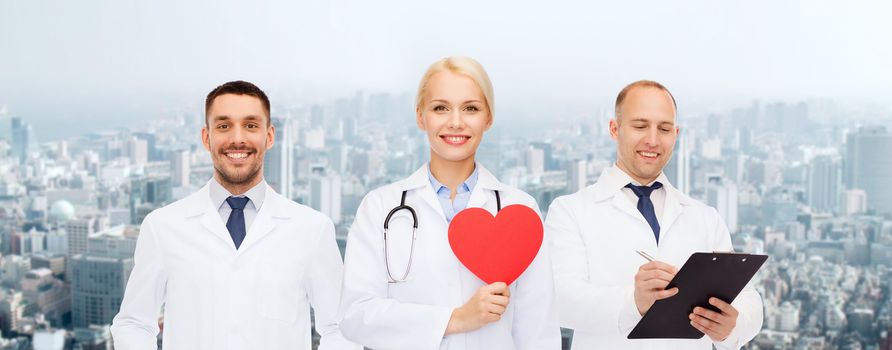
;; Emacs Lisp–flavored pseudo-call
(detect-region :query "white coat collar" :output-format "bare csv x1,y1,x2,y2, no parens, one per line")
182,179,293,254
183,180,293,219
399,162,506,193
587,165,693,237
398,163,506,220
588,165,691,206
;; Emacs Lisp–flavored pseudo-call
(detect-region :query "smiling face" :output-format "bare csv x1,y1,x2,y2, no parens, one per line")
416,71,492,165
610,86,679,185
202,93,274,192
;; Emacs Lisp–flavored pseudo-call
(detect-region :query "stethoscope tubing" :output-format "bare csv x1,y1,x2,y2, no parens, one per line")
383,189,501,283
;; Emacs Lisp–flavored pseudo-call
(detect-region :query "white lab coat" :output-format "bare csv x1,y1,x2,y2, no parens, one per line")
111,181,360,350
339,164,561,350
546,169,764,350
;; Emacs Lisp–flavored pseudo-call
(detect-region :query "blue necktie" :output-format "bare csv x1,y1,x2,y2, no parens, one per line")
625,182,663,243
225,196,250,249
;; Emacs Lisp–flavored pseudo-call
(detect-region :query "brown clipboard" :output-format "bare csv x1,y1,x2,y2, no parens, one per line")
627,252,768,339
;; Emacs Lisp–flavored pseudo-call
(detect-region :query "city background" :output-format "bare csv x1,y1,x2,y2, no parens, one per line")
2,1,892,349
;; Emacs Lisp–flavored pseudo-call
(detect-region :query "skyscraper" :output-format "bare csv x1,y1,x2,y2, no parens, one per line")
70,254,134,327
127,137,148,165
705,176,738,233
567,159,587,193
310,171,342,225
11,117,35,164
530,142,555,171
129,176,172,224
807,155,841,214
525,147,545,177
664,128,691,194
845,126,892,214
66,218,97,257
264,117,293,199
171,149,191,187
70,226,138,327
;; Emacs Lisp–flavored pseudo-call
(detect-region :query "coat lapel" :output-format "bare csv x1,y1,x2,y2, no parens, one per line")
400,165,447,222
591,169,647,223
237,185,292,255
185,184,237,249
610,193,648,223
658,183,689,241
468,165,504,213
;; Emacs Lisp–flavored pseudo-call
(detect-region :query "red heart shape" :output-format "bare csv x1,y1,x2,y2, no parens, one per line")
448,204,543,285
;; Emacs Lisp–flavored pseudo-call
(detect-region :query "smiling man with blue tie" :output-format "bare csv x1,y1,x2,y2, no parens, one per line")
545,80,763,349
111,81,360,350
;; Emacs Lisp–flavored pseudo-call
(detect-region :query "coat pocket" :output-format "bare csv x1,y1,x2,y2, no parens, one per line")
256,257,307,323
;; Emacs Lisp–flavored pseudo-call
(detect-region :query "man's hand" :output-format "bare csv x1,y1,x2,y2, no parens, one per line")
445,282,510,335
689,297,739,342
633,261,679,315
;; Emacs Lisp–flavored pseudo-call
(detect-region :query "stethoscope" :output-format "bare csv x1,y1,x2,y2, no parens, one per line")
383,189,501,283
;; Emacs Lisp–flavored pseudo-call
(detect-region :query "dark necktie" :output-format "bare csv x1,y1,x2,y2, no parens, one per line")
625,182,663,243
226,196,250,249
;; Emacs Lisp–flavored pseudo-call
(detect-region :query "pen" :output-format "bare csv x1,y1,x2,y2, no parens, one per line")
636,250,656,262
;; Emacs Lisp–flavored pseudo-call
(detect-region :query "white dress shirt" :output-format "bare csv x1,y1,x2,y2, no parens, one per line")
209,177,265,231
614,165,667,226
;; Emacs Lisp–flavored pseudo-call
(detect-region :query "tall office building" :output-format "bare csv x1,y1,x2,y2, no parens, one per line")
664,128,691,194
171,149,191,187
129,176,172,224
840,189,868,216
70,226,138,327
525,147,545,177
127,137,148,165
807,155,841,214
530,142,555,171
264,117,293,198
133,131,159,161
567,159,587,193
66,218,97,257
705,176,738,233
11,117,36,164
310,172,342,225
0,291,26,334
70,255,134,327
845,126,892,214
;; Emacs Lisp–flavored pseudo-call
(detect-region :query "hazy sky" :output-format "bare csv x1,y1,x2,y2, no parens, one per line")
2,0,891,139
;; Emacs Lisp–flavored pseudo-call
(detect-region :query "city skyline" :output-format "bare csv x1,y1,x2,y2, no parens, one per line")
1,90,891,349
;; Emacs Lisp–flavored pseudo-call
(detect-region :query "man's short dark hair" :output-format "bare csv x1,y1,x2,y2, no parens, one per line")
614,80,677,122
205,80,271,127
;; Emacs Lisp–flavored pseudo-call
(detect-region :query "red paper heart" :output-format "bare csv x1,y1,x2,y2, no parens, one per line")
448,204,543,285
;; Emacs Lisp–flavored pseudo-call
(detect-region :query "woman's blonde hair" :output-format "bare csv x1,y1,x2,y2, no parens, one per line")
415,56,495,120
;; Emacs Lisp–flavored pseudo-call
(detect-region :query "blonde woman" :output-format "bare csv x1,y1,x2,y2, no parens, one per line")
338,57,560,349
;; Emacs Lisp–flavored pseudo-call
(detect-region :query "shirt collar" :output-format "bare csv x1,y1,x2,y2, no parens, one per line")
427,164,479,196
209,177,267,212
606,163,669,190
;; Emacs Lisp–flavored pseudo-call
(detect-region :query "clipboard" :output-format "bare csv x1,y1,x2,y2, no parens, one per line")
627,252,768,339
